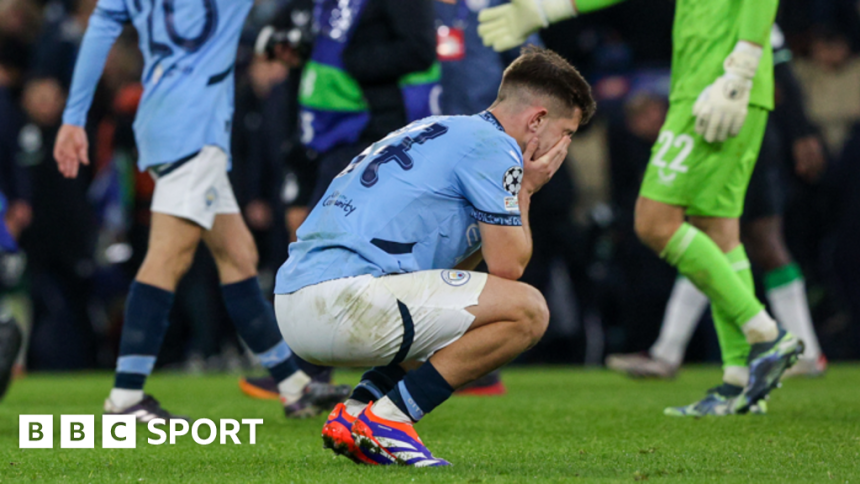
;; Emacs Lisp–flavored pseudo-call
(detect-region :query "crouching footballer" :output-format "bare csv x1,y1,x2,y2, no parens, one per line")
273,46,595,466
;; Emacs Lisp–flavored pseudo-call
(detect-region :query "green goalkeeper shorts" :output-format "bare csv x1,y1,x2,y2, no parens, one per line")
639,100,769,218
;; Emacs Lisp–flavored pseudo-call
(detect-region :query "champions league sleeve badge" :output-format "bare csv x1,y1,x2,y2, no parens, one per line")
503,166,523,195
441,270,471,286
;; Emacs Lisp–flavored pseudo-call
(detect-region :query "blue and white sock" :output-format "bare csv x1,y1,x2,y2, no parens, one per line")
345,364,407,416
377,362,453,423
221,277,304,397
111,281,174,409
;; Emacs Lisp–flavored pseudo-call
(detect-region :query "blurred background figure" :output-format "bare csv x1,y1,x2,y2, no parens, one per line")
0,33,32,375
299,0,439,207
793,26,860,159
0,190,23,402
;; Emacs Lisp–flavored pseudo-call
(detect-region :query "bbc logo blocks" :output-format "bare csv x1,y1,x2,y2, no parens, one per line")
103,415,137,448
19,415,263,448
60,415,95,448
19,415,53,449
20,415,106,449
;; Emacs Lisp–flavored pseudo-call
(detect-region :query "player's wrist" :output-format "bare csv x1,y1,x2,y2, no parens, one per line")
61,112,86,128
723,41,762,80
518,185,535,201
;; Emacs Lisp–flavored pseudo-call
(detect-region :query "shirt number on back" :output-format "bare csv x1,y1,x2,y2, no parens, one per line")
144,0,219,80
340,123,449,187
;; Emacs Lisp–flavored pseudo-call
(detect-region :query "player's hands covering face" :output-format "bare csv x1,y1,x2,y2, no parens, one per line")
54,124,90,179
520,135,570,196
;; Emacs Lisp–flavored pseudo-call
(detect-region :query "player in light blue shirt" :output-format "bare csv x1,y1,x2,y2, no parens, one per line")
275,112,527,294
60,0,251,169
53,0,350,421
275,47,596,466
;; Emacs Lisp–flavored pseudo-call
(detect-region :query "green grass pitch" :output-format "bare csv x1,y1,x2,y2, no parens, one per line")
1,365,859,483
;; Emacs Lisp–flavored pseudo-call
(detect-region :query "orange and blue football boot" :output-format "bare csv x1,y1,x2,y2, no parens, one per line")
351,404,451,467
321,403,375,465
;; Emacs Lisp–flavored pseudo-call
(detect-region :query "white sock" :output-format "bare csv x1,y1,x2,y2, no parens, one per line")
109,388,144,410
723,366,749,387
278,370,312,405
650,277,710,366
767,278,821,360
344,398,368,417
371,396,412,424
741,310,779,344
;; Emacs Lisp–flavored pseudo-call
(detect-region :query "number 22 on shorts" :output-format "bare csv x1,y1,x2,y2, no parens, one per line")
652,131,694,184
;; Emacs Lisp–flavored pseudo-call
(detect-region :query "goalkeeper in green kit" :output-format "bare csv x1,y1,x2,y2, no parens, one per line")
479,0,804,416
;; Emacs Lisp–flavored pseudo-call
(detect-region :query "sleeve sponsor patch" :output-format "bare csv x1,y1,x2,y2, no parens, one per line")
471,208,522,226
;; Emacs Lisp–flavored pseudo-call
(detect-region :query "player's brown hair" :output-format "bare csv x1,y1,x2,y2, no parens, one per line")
495,45,596,124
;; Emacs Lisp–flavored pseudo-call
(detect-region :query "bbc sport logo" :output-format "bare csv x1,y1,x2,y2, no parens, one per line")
19,415,263,449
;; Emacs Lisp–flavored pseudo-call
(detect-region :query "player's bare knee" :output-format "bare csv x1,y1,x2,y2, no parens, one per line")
208,235,258,279
224,245,258,276
634,214,670,252
518,284,549,346
233,238,259,275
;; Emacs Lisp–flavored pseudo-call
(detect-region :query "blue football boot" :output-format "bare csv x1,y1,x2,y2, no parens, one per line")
351,404,451,467
735,329,804,414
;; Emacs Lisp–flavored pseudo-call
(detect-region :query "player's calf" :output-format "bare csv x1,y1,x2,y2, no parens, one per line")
203,213,260,283
633,197,687,253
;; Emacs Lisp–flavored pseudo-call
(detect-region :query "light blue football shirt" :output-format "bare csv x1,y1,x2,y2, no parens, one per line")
275,112,525,294
62,0,253,169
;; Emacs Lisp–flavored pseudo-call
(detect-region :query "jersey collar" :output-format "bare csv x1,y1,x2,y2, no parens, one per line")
479,111,505,133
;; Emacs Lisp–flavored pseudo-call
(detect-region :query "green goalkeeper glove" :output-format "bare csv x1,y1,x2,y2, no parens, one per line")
478,0,576,52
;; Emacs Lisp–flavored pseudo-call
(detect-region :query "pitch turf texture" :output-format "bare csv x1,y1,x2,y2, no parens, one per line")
2,366,859,483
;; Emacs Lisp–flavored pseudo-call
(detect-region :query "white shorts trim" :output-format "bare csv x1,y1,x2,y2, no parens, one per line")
149,146,239,230
275,270,488,367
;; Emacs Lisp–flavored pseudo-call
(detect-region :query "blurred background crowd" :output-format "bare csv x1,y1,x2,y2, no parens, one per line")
1,0,859,375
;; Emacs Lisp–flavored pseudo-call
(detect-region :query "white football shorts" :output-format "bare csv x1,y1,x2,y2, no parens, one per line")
275,270,488,367
149,145,239,230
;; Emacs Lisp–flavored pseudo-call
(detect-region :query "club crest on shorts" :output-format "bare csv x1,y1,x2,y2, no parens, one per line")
441,270,470,286
503,166,523,195
205,187,219,209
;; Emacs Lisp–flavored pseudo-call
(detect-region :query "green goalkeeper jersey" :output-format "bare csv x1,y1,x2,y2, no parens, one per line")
670,0,777,110
577,0,778,110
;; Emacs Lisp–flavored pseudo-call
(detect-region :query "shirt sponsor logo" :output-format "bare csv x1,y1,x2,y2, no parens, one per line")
323,191,358,216
441,270,471,286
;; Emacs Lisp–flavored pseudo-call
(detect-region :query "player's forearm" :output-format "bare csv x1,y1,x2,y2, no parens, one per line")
515,191,534,270
62,9,125,127
479,195,533,281
737,0,778,48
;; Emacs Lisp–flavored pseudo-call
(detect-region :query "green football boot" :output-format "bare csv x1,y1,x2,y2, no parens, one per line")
735,329,804,414
665,383,767,417
665,383,740,417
